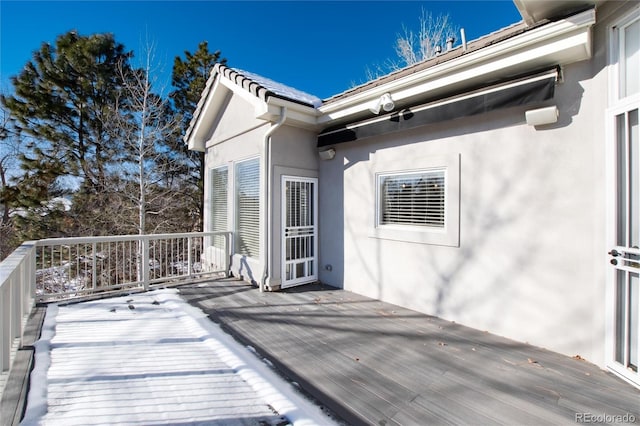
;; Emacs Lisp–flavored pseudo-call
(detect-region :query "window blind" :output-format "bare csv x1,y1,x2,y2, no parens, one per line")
210,166,228,249
235,158,260,258
379,170,445,228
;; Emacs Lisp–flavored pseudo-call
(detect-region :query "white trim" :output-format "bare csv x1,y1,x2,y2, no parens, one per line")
188,76,225,151
605,6,640,388
319,69,558,138
608,6,640,106
318,9,594,125
370,154,460,247
281,175,318,289
376,168,447,230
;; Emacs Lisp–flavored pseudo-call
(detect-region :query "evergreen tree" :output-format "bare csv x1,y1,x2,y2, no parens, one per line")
1,31,133,235
170,42,226,231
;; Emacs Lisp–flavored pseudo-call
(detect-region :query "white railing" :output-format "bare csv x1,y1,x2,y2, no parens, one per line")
0,231,232,395
34,232,232,302
0,242,36,388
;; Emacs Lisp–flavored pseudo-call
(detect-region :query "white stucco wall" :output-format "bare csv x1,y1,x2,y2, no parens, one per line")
202,90,318,287
269,125,319,288
202,92,266,282
317,2,632,367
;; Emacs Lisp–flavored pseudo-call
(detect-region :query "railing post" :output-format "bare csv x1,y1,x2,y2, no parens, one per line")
141,237,150,291
1,285,8,372
10,271,19,343
187,237,193,277
226,232,232,277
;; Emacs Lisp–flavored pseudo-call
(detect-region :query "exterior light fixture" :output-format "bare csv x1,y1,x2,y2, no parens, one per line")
380,93,395,112
369,93,395,114
525,105,558,126
318,148,336,161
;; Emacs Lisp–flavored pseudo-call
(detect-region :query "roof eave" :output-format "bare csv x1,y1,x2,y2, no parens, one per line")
184,64,321,150
317,7,595,127
514,0,598,26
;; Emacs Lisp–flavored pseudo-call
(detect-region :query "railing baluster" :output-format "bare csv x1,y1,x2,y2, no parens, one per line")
92,243,97,290
3,232,229,305
142,236,150,291
187,237,193,277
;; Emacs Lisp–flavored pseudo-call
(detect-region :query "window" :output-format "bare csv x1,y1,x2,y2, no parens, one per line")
378,170,445,228
235,158,260,258
210,166,228,249
371,154,459,247
612,9,640,101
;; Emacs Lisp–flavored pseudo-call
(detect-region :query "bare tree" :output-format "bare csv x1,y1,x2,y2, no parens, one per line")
364,7,458,82
395,8,457,67
107,40,184,236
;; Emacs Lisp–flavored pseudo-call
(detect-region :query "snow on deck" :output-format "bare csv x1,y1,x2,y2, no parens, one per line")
21,289,336,425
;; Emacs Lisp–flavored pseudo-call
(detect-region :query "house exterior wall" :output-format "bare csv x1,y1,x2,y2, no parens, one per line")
202,91,319,287
317,2,632,367
267,125,319,289
203,92,267,282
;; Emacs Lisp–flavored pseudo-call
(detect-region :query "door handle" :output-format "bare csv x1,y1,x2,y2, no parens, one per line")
608,249,621,257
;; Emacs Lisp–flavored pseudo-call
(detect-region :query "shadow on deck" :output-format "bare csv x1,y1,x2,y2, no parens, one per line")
179,279,640,426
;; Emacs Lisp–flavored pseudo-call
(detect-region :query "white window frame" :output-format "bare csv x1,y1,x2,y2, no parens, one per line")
609,6,640,104
235,157,260,258
605,5,640,386
371,153,460,247
377,168,447,229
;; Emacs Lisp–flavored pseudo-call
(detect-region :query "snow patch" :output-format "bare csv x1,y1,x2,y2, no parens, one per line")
235,69,322,108
22,289,337,425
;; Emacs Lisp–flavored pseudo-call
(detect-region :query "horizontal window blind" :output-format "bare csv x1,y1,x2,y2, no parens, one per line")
210,166,227,249
379,170,445,228
235,158,260,258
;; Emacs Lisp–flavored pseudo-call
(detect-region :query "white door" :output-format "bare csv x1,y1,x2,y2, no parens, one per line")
608,104,640,386
282,176,318,288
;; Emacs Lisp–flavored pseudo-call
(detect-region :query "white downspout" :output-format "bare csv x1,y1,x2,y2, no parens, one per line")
260,106,287,292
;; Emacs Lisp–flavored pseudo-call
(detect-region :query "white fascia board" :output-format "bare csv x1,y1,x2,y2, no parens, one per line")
219,76,319,129
261,98,321,129
187,76,225,152
317,8,595,125
219,76,269,117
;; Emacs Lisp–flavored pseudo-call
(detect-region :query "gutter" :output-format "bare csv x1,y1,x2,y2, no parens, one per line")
260,106,287,292
317,7,595,125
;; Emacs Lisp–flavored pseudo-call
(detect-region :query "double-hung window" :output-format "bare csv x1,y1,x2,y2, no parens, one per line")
378,170,446,229
613,11,639,101
210,166,228,249
235,158,260,258
372,154,459,247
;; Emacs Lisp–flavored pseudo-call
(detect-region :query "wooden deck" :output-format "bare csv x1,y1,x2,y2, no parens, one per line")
179,279,640,426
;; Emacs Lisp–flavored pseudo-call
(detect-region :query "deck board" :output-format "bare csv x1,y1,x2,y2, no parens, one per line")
179,279,640,426
0,306,46,426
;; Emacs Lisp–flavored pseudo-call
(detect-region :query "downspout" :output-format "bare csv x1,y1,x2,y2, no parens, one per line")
260,106,287,292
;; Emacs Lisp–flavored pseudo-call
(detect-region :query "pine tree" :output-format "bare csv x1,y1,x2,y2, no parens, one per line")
1,31,134,236
170,42,226,231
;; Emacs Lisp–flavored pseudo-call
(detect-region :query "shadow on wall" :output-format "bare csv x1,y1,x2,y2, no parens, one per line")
324,65,603,353
238,255,257,285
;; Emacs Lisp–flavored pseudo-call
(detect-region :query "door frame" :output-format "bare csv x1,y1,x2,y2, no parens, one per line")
281,175,318,289
605,97,640,388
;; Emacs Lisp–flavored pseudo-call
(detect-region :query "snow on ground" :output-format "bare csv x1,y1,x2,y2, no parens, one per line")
21,289,338,426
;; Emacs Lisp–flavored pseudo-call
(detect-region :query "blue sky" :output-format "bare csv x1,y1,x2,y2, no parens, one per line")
0,1,522,100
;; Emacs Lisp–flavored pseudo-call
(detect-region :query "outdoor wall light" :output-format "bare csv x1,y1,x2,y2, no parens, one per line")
369,93,395,114
318,148,336,161
525,105,558,126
